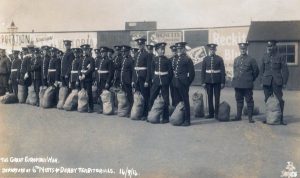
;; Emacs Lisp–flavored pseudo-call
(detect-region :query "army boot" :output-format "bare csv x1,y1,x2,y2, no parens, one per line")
232,103,243,121
248,106,255,123
280,101,287,125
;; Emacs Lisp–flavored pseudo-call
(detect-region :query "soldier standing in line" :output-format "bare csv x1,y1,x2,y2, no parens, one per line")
30,48,42,106
19,47,32,98
41,46,51,87
47,47,61,87
8,50,21,96
79,44,95,113
201,44,226,120
231,43,259,123
261,40,289,125
69,48,82,90
107,48,114,61
0,49,11,95
169,45,178,107
132,38,152,120
60,40,75,88
112,45,123,88
172,42,195,126
146,44,155,88
148,42,173,123
130,48,139,59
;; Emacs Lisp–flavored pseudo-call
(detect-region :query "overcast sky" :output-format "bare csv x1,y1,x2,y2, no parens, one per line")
0,0,300,32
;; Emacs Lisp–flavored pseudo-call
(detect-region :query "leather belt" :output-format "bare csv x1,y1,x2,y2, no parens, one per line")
206,70,221,73
11,69,18,72
71,71,78,73
134,67,147,70
81,70,87,73
154,71,168,76
97,70,109,74
48,69,56,72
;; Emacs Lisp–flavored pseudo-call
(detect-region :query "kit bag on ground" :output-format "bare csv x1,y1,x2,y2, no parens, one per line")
130,91,144,120
57,86,69,109
217,101,231,122
117,90,130,117
0,93,18,104
17,84,27,103
101,89,114,115
77,88,89,112
148,95,165,123
26,84,37,105
42,85,57,108
92,84,98,104
265,95,282,125
243,106,260,116
63,89,79,111
170,102,185,126
192,91,205,118
39,86,47,107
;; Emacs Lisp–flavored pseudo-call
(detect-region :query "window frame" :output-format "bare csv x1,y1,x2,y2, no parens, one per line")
277,42,298,66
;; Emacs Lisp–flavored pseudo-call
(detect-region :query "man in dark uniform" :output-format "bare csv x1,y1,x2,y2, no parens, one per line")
57,50,64,61
169,45,178,107
130,48,139,58
0,49,11,95
94,46,114,113
8,50,21,96
60,40,75,88
231,43,259,123
146,44,155,87
148,42,173,123
69,48,82,90
48,47,61,87
79,44,95,113
41,46,51,87
112,45,122,88
172,42,195,126
108,48,114,61
120,45,134,115
19,47,32,91
30,48,42,106
201,43,226,119
132,38,152,120
261,40,289,125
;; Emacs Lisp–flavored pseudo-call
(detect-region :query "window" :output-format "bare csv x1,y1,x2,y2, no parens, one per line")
277,42,298,66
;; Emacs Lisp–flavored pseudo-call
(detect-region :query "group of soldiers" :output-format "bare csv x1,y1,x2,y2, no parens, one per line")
0,38,289,126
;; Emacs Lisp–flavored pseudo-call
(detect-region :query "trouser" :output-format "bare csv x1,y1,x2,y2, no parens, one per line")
33,79,41,104
149,84,170,120
235,88,254,119
11,79,18,96
170,82,178,107
97,80,107,112
70,81,80,90
82,80,93,110
134,78,150,117
121,83,133,110
206,83,221,117
42,78,48,87
61,76,69,87
173,80,190,123
0,74,8,95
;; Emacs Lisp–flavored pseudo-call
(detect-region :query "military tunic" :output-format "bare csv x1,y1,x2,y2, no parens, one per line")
9,57,21,95
41,54,50,86
120,54,134,108
60,50,75,87
31,55,42,104
70,57,81,89
47,56,61,85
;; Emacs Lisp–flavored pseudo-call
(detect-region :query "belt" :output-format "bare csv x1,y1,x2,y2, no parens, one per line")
81,70,87,73
71,71,78,73
154,71,168,76
206,70,221,74
98,70,109,74
11,69,18,72
134,67,147,70
48,69,56,72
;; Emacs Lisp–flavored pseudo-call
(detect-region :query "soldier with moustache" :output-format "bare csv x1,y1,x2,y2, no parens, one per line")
132,38,152,120
201,44,226,120
19,47,33,92
8,50,21,96
112,45,123,88
47,47,61,87
148,42,173,123
169,45,178,107
60,40,75,88
30,48,42,106
69,48,82,90
79,44,95,113
41,46,51,87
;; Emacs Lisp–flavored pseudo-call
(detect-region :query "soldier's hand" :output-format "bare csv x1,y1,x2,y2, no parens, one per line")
76,81,79,87
65,75,68,78
82,74,85,80
8,80,12,85
221,83,225,89
24,72,29,79
131,82,135,88
202,83,206,88
144,82,149,88
105,83,109,89
54,81,58,87
69,83,71,88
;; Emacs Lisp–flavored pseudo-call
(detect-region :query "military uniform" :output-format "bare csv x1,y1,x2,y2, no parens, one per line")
9,51,21,96
169,45,178,107
61,40,75,87
19,49,32,87
0,49,11,95
201,44,226,119
148,43,173,123
112,46,123,88
30,48,42,105
261,41,289,125
70,48,81,90
172,42,195,126
232,43,259,123
41,46,51,87
47,48,61,86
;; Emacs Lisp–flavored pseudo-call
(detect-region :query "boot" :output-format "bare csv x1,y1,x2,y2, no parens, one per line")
232,104,243,121
280,101,287,125
181,120,190,126
248,106,255,123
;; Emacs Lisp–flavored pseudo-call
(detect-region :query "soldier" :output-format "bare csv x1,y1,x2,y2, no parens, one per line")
146,44,155,87
112,45,123,88
95,46,114,113
48,47,61,86
148,42,173,123
132,38,152,120
30,48,42,106
120,45,134,115
169,45,178,107
0,48,11,95
172,42,195,126
57,50,64,61
60,40,75,87
130,48,139,58
8,50,21,96
41,46,51,87
107,48,114,61
79,44,95,113
69,48,82,90
231,43,259,123
19,47,32,90
261,40,289,125
201,44,226,120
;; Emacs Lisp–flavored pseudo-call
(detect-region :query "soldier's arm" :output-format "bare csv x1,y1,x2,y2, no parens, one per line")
146,53,152,83
251,58,260,81
259,57,265,84
281,56,289,85
201,58,206,84
56,59,61,81
108,60,114,84
85,58,95,76
168,59,173,81
220,58,226,84
188,58,195,85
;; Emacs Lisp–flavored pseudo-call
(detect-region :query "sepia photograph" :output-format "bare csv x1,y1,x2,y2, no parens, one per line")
0,0,299,177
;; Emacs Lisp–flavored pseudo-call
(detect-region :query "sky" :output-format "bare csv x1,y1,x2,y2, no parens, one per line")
0,0,300,32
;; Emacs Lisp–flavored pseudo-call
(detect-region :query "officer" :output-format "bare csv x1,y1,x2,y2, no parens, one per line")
231,43,259,123
31,48,42,106
95,46,114,113
19,47,32,89
60,40,75,88
48,47,61,86
120,45,134,115
146,44,155,87
148,42,173,123
112,45,123,88
132,38,152,120
172,42,195,126
69,48,82,90
79,44,95,113
8,50,21,96
261,40,289,125
169,45,178,107
41,46,51,87
201,43,226,119
0,49,11,95
130,47,139,58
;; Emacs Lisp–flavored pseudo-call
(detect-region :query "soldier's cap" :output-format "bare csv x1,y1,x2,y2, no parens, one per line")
34,48,41,53
72,48,82,53
41,46,50,51
267,40,277,47
99,46,109,52
94,48,101,53
27,44,35,50
108,48,114,54
58,50,64,55
114,45,121,51
121,45,131,52
80,44,92,50
146,44,154,50
12,50,20,54
170,45,177,52
154,42,167,50
175,42,187,49
63,40,72,45
130,47,139,53
134,38,147,45
206,43,218,49
238,43,249,49
22,47,29,52
50,47,58,52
